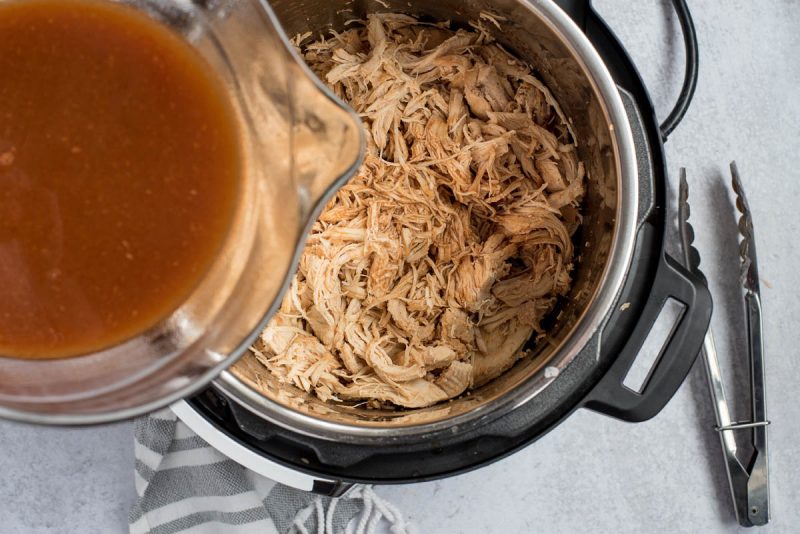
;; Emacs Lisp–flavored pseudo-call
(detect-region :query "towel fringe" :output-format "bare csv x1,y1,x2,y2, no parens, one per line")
290,485,412,534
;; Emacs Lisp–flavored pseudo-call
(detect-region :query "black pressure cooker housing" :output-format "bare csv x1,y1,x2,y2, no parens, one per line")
186,0,710,491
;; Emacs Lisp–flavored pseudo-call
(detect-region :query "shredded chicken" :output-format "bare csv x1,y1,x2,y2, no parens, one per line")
251,14,585,409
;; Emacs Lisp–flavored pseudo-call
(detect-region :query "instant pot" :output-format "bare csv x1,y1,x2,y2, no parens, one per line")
173,0,711,495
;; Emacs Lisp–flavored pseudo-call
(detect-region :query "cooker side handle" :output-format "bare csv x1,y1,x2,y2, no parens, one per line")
583,253,712,422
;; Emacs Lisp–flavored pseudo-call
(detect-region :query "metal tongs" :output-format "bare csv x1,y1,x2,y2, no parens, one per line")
678,162,770,527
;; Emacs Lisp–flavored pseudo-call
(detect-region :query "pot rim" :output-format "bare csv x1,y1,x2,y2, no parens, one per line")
215,0,639,442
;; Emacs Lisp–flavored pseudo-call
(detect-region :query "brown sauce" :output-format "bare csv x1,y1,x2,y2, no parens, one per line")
0,0,241,359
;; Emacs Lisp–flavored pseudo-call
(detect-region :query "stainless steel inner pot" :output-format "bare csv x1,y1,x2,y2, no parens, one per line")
220,0,638,441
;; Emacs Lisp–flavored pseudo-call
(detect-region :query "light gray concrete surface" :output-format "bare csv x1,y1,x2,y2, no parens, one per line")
1,1,798,533
0,421,135,533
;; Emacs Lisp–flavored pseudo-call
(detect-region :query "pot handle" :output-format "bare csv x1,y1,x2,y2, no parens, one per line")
583,253,712,422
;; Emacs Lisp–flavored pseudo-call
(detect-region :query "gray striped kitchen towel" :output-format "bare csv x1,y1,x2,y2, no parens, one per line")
130,408,414,534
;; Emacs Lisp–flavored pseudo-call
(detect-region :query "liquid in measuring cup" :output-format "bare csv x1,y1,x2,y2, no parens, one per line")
0,0,242,359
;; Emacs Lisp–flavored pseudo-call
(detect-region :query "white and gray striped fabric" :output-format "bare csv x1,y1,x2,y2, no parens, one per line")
130,409,413,534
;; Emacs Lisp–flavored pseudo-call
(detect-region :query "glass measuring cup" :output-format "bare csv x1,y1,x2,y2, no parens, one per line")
0,0,364,423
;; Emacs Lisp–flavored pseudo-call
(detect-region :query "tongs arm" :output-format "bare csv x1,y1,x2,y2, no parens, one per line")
698,328,750,525
743,290,769,526
732,161,770,526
